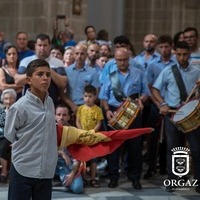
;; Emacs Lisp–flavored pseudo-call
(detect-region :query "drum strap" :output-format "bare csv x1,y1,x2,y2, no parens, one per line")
110,70,125,102
171,65,187,102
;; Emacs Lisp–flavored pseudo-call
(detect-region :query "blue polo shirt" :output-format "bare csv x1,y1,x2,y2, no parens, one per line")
99,66,149,107
153,64,200,107
146,55,176,85
100,57,143,84
65,63,100,105
134,50,160,71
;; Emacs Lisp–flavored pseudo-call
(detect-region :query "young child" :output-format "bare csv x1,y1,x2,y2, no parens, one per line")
55,104,84,194
4,59,57,200
76,85,104,187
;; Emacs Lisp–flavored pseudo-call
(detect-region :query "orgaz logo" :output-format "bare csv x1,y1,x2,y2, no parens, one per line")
172,147,190,178
163,147,198,190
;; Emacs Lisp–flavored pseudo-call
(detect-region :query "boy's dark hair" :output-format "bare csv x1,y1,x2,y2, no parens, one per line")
36,33,51,44
158,35,173,45
84,85,97,95
174,41,190,51
113,35,131,45
26,59,50,76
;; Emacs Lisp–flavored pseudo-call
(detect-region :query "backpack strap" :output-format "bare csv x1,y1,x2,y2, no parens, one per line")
110,70,125,102
171,65,187,102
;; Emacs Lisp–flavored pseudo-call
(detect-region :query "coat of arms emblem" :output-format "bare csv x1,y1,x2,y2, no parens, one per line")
172,147,190,178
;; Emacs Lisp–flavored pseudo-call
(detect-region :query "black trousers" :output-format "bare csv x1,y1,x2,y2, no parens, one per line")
106,105,143,181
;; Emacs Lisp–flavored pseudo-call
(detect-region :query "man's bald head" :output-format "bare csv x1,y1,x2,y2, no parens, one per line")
114,47,131,58
143,34,158,52
115,48,130,72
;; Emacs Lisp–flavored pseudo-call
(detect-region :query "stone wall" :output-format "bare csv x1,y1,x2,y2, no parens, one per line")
124,0,200,53
0,0,88,44
0,0,200,53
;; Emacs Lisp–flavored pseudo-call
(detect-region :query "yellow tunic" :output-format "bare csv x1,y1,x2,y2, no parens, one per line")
76,105,104,131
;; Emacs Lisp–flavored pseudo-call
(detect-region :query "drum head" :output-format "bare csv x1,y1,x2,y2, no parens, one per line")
172,100,199,122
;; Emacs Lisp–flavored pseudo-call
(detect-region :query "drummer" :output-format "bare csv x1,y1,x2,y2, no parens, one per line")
152,41,200,193
99,47,149,189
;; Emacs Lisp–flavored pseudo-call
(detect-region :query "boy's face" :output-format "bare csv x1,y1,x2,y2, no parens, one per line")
26,66,51,97
83,92,96,106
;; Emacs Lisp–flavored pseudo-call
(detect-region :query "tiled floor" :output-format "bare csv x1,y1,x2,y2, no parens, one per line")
0,174,199,200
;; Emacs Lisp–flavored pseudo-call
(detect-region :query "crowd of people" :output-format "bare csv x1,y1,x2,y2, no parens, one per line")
0,24,200,200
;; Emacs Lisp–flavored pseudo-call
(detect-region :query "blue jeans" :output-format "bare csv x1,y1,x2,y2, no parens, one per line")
165,115,200,181
55,157,83,194
8,164,52,200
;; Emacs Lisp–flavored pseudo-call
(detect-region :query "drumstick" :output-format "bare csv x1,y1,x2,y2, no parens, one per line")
159,109,182,114
185,84,198,103
168,109,179,113
168,109,183,113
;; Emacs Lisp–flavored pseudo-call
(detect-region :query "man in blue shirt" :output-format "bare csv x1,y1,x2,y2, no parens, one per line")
183,27,200,69
134,34,160,72
133,34,160,130
61,44,100,114
99,47,149,189
100,35,143,85
144,35,177,179
152,41,200,193
85,43,102,76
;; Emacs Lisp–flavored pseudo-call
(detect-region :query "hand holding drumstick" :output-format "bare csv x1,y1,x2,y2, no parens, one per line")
185,80,200,103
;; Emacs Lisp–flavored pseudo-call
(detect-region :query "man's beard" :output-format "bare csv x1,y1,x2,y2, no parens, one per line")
38,52,49,59
145,47,154,53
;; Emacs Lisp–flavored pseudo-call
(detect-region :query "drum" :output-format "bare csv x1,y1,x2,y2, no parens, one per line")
171,99,200,133
108,98,140,130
